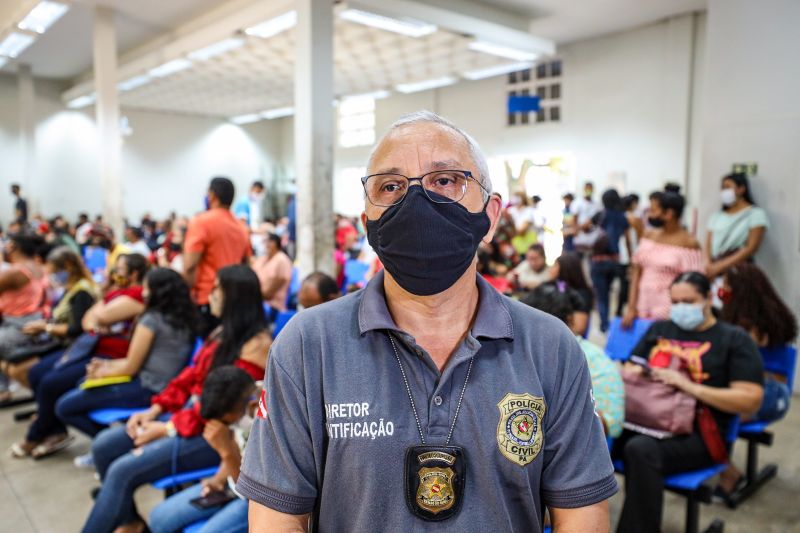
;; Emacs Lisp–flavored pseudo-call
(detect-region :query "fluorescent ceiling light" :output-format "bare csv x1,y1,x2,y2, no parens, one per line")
245,11,296,39
117,74,151,92
0,32,35,58
260,107,294,120
148,58,192,78
462,61,534,80
344,89,391,101
18,1,69,34
340,9,436,38
188,37,244,61
67,93,95,109
395,76,456,94
230,113,262,125
468,41,538,62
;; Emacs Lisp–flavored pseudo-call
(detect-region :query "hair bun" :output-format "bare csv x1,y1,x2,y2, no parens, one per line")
664,183,682,194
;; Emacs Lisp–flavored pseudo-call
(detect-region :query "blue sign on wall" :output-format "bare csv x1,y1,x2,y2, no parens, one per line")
507,95,540,113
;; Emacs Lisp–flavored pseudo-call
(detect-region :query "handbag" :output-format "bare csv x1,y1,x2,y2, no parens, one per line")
622,356,696,435
54,333,100,370
4,337,63,364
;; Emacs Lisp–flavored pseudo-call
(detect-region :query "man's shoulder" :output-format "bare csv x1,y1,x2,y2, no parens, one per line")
271,291,364,349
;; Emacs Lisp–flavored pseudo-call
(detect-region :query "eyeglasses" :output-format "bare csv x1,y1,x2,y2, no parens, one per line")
361,169,489,207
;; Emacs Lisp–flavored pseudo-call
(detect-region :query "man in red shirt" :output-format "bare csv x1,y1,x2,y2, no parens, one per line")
183,177,251,334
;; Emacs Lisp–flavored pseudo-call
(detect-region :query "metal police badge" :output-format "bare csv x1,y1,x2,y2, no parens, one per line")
404,446,466,521
496,393,546,466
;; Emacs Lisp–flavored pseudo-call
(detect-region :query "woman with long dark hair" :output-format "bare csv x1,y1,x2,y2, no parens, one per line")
705,172,769,279
55,268,198,441
82,264,269,533
547,252,593,336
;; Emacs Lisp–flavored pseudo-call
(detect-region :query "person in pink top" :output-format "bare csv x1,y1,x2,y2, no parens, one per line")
252,233,293,319
0,234,47,402
622,189,702,328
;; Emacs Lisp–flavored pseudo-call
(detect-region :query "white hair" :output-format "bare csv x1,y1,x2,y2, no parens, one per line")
368,110,492,198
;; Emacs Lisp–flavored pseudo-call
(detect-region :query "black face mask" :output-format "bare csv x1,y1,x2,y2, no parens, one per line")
648,216,665,228
366,187,491,296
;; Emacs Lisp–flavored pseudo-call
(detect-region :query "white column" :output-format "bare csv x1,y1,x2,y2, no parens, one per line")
294,0,335,277
17,64,35,214
93,6,124,237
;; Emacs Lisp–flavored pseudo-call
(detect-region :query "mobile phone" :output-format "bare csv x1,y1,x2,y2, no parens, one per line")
629,355,652,375
190,490,236,509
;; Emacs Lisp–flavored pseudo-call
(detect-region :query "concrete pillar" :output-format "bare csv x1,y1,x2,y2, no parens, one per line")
93,6,124,237
294,0,335,277
700,0,800,388
17,64,35,215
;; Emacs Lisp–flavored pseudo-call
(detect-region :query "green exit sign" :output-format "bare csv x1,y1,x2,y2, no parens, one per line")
732,162,758,176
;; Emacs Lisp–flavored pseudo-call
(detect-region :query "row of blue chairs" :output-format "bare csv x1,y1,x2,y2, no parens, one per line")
605,316,797,531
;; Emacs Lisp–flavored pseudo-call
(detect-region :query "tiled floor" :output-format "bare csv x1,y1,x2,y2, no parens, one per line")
0,392,798,532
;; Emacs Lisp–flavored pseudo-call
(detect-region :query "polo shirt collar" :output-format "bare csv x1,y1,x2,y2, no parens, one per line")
358,270,514,341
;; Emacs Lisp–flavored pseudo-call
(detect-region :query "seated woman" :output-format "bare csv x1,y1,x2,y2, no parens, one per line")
9,253,148,459
716,263,798,497
522,282,624,438
83,264,269,533
0,234,48,402
148,367,258,533
55,268,197,439
615,272,764,533
622,190,703,328
547,252,593,336
1,246,99,389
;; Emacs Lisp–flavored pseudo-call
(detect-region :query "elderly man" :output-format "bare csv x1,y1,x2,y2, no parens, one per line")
237,111,616,532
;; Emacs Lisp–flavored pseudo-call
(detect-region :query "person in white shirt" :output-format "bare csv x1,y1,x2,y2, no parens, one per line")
508,243,551,291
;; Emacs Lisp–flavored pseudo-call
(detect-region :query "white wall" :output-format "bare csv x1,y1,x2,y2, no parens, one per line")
0,73,283,224
698,0,800,387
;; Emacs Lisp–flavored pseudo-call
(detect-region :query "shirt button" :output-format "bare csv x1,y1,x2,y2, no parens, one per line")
433,396,443,406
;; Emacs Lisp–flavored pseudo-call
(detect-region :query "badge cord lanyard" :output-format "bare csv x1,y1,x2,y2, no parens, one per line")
388,333,474,445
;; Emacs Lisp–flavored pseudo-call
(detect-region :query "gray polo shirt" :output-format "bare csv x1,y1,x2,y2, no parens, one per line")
238,272,617,531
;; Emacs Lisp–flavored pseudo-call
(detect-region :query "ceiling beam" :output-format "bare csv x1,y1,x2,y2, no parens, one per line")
62,0,293,102
347,0,555,55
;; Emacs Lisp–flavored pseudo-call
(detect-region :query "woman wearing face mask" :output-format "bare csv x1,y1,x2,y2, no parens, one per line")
615,272,764,533
2,247,99,391
622,190,703,329
9,253,147,459
0,234,48,403
705,173,768,280
82,264,269,533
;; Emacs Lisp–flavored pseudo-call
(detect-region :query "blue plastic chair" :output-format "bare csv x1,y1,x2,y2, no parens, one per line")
273,311,296,338
184,520,208,533
343,259,369,291
604,317,654,361
83,246,108,274
613,417,739,533
728,344,797,507
287,267,301,308
152,466,220,497
87,338,204,426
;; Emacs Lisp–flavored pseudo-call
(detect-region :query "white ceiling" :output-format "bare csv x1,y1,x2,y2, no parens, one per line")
1,0,708,119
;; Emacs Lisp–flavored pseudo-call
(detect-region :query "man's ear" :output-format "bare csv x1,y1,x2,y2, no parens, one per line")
482,194,503,244
360,211,368,228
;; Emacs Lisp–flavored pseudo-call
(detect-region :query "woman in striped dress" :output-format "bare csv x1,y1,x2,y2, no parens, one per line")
622,190,703,327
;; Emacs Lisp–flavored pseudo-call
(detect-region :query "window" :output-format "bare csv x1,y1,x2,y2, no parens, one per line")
536,63,547,79
339,96,375,148
507,59,563,128
549,106,560,122
550,83,561,99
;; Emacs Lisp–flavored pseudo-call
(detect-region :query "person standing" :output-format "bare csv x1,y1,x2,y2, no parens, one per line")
704,172,769,279
10,184,28,225
238,111,616,532
234,181,266,231
184,177,251,336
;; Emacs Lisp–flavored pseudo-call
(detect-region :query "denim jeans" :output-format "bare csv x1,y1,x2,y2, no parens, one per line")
590,259,619,332
55,377,154,437
149,482,248,533
84,425,220,533
26,350,90,443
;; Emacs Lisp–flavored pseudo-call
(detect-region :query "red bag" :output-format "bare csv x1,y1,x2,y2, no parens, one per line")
622,357,696,435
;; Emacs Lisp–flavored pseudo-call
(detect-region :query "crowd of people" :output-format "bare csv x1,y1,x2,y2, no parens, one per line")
0,155,795,532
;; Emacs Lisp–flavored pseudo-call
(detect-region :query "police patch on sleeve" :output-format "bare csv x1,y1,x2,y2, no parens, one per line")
496,393,545,466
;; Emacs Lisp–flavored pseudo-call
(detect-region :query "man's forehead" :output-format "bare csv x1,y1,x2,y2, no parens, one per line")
369,123,471,173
